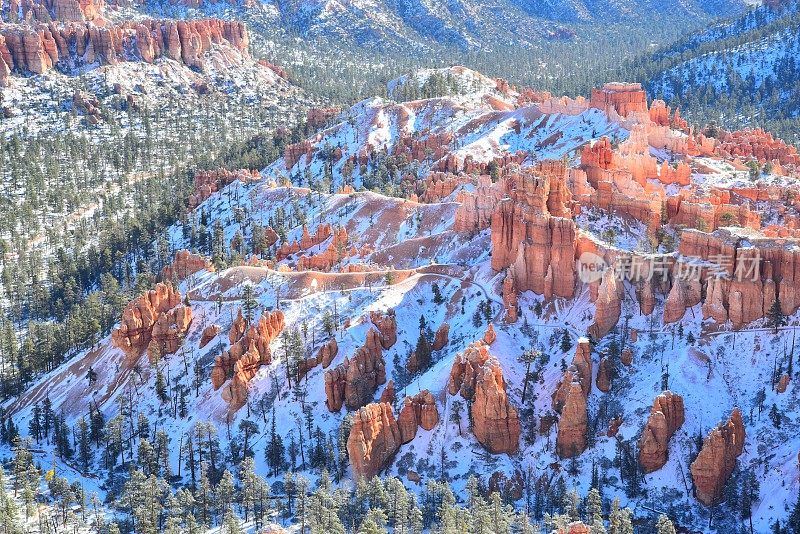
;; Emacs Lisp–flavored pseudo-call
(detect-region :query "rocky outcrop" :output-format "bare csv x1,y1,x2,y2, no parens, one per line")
2,0,104,22
690,408,745,506
638,391,685,473
448,342,519,454
379,380,395,404
72,89,101,124
188,169,261,209
160,250,212,281
589,268,621,339
199,324,221,348
453,175,503,232
0,18,250,81
347,402,402,479
596,354,612,393
556,381,587,458
398,390,439,443
370,310,397,349
665,228,800,328
306,107,341,128
324,329,386,411
490,168,576,300
432,323,449,351
317,337,338,368
111,283,183,357
278,224,352,272
553,339,593,411
211,310,285,407
502,270,518,323
717,128,800,166
590,82,648,117
147,305,193,362
483,324,496,345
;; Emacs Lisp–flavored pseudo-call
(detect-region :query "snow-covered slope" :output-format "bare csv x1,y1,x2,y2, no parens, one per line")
5,67,800,532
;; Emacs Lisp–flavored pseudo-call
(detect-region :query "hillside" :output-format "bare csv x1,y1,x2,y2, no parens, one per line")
635,0,800,145
2,68,800,532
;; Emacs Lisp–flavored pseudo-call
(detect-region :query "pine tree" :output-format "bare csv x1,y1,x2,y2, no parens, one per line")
560,329,572,353
77,416,92,474
656,514,677,534
770,297,787,333
266,408,286,477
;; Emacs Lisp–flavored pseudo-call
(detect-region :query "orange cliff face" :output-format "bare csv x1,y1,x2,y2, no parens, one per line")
111,283,189,358
211,309,285,408
324,328,386,412
2,0,106,24
0,18,251,86
690,408,745,506
590,82,648,118
448,342,520,454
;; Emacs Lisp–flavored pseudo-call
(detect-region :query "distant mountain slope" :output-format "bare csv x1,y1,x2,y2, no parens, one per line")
635,0,800,144
137,0,748,103
149,0,746,51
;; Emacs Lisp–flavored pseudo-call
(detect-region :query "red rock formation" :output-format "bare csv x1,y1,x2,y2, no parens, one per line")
690,408,745,506
589,268,621,339
280,224,350,272
188,169,261,209
160,250,212,281
607,416,623,437
552,339,592,412
777,374,790,393
432,323,449,351
347,402,401,479
317,337,338,368
490,168,576,300
324,329,386,411
453,175,503,232
555,523,591,534
112,283,183,357
718,128,800,166
502,271,518,323
483,324,496,345
199,324,221,348
556,381,587,458
0,19,250,79
596,355,612,393
306,107,341,128
147,305,193,362
621,348,633,366
670,228,800,328
284,140,314,169
590,82,648,117
72,89,100,124
211,310,284,407
1,0,104,22
638,391,685,473
398,390,439,443
370,310,397,349
448,342,520,453
379,380,395,404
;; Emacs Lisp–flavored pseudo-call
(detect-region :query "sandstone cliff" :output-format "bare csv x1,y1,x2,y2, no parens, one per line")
448,342,519,454
347,402,402,479
211,309,285,408
111,283,184,358
324,329,386,411
638,391,685,473
0,18,250,86
398,390,439,443
690,408,745,505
